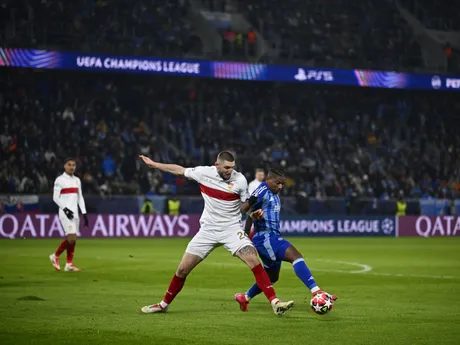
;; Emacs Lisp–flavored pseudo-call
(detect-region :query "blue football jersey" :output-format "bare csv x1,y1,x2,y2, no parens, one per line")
251,182,281,234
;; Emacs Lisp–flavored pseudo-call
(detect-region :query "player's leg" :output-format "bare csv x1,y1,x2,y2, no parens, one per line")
235,260,281,311
245,262,281,300
284,245,337,301
50,217,73,271
64,233,80,271
141,230,215,314
238,233,282,307
224,229,294,315
63,218,81,271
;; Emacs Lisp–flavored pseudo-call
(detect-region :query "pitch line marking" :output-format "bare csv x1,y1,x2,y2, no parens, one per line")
164,259,460,280
312,259,372,274
310,259,460,279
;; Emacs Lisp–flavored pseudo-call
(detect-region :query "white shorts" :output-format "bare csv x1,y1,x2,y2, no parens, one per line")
185,227,253,259
59,217,80,235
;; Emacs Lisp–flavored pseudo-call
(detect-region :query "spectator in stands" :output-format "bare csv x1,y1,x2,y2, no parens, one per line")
1,68,459,199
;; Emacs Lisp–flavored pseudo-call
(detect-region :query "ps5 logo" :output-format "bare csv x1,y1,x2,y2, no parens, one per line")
295,68,334,82
431,75,442,89
446,78,460,89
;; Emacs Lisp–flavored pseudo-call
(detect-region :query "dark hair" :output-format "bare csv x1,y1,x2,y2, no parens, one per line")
64,157,76,164
255,168,265,173
268,167,285,177
217,151,235,162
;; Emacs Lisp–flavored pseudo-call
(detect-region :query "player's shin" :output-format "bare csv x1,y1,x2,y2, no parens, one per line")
160,274,186,308
66,241,76,264
292,258,320,293
55,240,68,257
251,264,278,303
246,268,279,300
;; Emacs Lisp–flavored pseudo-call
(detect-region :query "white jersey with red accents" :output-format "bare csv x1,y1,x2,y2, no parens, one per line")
184,166,249,229
53,173,87,219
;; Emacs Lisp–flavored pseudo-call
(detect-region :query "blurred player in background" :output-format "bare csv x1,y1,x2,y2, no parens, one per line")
138,151,294,316
248,168,265,195
235,167,337,311
247,168,265,239
49,158,89,272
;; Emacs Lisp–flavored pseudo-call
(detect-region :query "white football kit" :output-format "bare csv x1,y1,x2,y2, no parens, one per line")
53,173,87,235
183,166,253,258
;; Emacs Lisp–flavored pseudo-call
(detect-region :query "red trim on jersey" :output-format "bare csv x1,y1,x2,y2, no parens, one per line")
199,184,240,201
60,187,78,194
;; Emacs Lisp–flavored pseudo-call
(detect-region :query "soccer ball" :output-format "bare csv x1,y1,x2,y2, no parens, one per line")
310,291,333,315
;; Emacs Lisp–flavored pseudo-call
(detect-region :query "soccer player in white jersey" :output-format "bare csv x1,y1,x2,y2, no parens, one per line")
138,151,294,316
248,168,265,195
247,168,265,239
49,158,88,272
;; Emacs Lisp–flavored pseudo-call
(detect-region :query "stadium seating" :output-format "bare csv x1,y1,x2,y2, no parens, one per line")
399,0,460,31
1,0,425,70
1,69,459,199
235,0,423,70
1,0,196,57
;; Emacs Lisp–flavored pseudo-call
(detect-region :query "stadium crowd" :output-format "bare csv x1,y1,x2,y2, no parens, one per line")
1,0,197,57
1,0,426,70
398,0,460,31
235,0,423,70
1,69,459,200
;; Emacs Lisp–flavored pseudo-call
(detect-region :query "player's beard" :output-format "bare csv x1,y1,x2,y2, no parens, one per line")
218,171,231,180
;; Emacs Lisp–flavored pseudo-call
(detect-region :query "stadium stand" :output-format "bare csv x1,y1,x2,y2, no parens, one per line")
1,69,459,199
0,0,198,57
234,0,423,69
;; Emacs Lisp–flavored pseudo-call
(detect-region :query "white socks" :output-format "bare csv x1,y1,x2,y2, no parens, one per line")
311,286,320,293
270,298,280,306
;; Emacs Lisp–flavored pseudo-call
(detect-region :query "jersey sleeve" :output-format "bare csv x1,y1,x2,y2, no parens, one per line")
250,185,268,210
183,166,205,182
52,177,65,210
239,176,249,202
77,178,87,214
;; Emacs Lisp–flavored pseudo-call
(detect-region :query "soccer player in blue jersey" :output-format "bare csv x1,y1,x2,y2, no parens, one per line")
235,167,337,312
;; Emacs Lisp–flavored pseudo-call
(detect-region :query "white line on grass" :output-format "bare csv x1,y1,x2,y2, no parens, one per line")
309,259,460,279
312,259,373,274
203,258,460,280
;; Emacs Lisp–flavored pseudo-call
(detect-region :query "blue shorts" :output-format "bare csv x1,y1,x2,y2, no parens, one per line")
252,232,292,270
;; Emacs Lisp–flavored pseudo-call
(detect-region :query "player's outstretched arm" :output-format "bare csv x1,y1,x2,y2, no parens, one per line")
139,155,185,176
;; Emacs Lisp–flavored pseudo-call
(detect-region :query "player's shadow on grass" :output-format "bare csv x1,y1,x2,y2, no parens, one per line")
17,296,45,301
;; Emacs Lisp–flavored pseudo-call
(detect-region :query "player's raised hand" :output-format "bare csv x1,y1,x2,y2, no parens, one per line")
250,209,264,221
139,155,156,168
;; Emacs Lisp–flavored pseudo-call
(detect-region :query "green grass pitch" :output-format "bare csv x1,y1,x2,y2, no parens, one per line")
0,237,459,345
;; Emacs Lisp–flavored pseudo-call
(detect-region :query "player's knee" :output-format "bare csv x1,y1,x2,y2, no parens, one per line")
176,264,192,278
285,246,303,263
294,250,303,260
237,246,259,268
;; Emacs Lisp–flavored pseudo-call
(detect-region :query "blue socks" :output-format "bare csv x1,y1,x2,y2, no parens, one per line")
246,282,263,299
293,258,318,291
